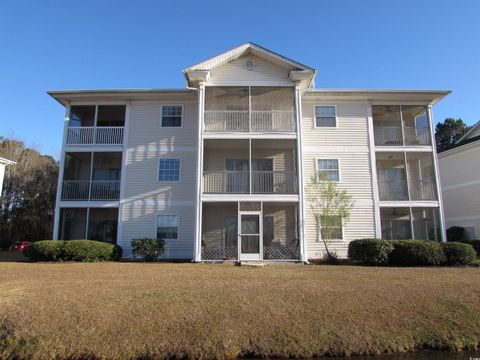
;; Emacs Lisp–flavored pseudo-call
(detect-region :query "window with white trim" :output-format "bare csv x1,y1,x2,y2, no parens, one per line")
157,215,179,240
320,215,343,240
315,106,336,127
161,105,182,127
158,158,180,181
317,159,340,181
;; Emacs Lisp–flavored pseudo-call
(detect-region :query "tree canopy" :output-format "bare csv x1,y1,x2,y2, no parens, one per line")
0,137,58,248
435,118,471,152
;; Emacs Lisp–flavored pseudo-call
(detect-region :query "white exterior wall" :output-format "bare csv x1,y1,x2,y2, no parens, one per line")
301,100,376,259
0,164,5,197
119,99,199,258
439,143,480,239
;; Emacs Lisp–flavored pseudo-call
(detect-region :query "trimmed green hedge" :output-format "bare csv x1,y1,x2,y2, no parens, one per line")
389,240,446,266
347,239,394,265
441,242,476,265
23,240,122,262
457,240,480,258
131,238,165,261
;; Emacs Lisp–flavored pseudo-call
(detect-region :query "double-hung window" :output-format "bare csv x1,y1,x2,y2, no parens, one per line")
315,106,336,127
157,215,179,240
317,159,340,181
161,105,182,127
158,158,181,182
320,215,343,240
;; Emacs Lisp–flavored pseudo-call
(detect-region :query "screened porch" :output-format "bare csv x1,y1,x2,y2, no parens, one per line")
201,202,300,261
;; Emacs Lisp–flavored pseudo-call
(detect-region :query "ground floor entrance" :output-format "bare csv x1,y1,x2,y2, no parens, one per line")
201,201,300,261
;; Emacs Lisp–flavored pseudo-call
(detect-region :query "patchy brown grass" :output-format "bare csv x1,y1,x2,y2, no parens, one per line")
0,262,479,359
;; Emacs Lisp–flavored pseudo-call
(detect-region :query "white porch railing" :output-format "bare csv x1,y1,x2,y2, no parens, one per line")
203,170,297,194
404,127,431,146
409,179,436,200
378,180,409,201
374,127,403,146
66,127,124,145
204,110,295,132
62,180,120,200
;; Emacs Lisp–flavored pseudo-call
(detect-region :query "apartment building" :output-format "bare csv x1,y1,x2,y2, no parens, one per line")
49,43,449,261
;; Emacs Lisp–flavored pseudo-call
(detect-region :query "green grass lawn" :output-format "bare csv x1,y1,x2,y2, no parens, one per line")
0,262,479,359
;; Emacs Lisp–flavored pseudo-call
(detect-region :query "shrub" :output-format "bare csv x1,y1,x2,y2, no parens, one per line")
63,240,122,262
389,240,446,266
441,242,476,265
23,240,65,261
457,240,480,258
131,238,165,261
23,240,122,262
348,239,394,265
447,226,465,242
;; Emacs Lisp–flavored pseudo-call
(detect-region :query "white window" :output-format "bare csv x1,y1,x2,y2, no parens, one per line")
320,215,343,240
315,106,336,127
317,159,340,181
158,158,181,182
161,105,182,127
157,215,179,240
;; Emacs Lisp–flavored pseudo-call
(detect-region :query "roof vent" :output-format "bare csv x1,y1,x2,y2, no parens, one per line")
245,59,256,70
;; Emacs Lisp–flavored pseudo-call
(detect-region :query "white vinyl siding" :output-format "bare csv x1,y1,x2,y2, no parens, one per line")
315,106,336,127
302,100,375,259
120,99,198,259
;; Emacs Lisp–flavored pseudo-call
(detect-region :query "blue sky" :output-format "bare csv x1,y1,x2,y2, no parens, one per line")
1,0,479,158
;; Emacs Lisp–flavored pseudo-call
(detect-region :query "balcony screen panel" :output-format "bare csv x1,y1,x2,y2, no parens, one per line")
205,87,248,111
69,106,95,127
372,105,401,126
97,105,126,126
250,87,294,111
401,105,427,127
411,208,440,241
92,152,122,180
63,152,91,181
59,208,87,240
380,207,411,240
87,208,119,244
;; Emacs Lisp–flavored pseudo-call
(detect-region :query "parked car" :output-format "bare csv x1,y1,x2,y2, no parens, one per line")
9,241,31,252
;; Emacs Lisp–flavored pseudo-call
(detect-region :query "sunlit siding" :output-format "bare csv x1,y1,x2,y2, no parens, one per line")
301,100,376,259
119,99,198,259
209,55,293,86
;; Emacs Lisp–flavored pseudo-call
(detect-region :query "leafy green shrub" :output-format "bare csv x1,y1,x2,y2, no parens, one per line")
389,240,446,266
447,226,465,242
457,240,480,258
23,240,65,261
441,242,476,265
348,239,394,265
63,240,122,262
23,240,121,262
131,238,165,261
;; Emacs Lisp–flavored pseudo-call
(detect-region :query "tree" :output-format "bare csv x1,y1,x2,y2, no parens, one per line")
435,118,471,152
305,173,354,261
0,137,58,248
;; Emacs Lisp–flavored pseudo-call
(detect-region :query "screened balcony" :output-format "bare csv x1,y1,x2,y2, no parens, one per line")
380,207,440,241
204,87,296,133
66,105,125,145
202,139,298,195
61,152,122,201
373,105,431,146
201,202,300,261
376,152,437,201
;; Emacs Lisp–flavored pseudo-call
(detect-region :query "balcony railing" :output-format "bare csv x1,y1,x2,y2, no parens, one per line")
203,170,297,194
66,127,124,145
204,110,296,132
374,126,431,146
62,180,120,200
378,180,409,201
378,179,436,201
409,179,436,200
404,127,430,145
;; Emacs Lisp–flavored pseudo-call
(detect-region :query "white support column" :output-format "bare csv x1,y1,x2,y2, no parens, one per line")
53,103,71,240
366,103,382,238
117,101,131,250
294,86,307,262
249,138,252,194
427,105,447,242
193,84,205,261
